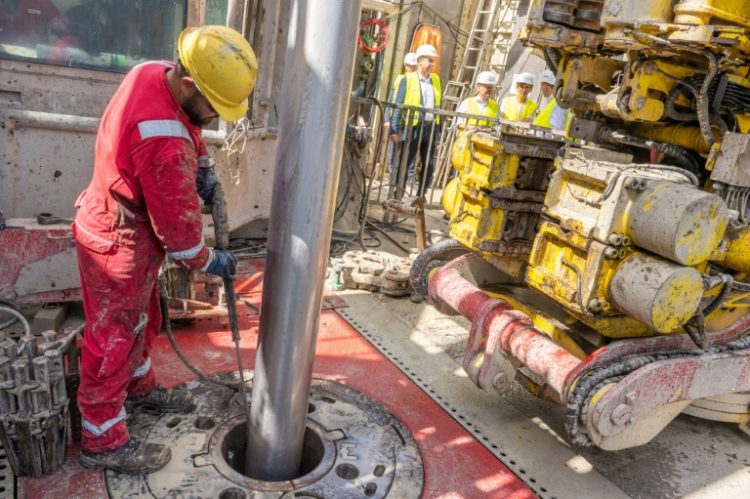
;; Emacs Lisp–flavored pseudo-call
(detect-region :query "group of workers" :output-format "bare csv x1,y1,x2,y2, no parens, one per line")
457,68,571,130
386,48,571,131
385,46,572,197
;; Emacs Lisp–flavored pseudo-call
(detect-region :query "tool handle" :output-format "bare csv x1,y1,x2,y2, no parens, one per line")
224,277,241,343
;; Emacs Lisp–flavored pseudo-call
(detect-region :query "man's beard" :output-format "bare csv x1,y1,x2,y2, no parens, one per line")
182,93,213,127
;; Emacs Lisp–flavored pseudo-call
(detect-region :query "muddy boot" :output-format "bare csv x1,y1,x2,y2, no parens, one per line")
80,440,171,473
126,385,195,414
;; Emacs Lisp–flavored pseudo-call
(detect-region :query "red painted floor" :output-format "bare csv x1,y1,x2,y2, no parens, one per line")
20,261,534,499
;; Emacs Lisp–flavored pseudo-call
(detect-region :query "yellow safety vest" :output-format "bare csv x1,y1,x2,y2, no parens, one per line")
403,72,442,126
466,97,498,127
564,109,574,134
532,97,557,128
392,74,405,96
501,96,536,122
533,98,575,137
386,74,406,122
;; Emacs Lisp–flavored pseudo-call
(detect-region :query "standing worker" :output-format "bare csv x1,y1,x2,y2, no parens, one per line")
455,70,499,129
500,72,536,122
384,52,417,177
532,69,569,131
383,51,417,130
390,43,442,197
72,25,257,473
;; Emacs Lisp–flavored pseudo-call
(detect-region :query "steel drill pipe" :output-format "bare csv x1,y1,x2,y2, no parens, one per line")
247,0,362,481
428,256,582,398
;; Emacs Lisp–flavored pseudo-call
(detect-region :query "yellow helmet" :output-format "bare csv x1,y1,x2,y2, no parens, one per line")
178,25,258,122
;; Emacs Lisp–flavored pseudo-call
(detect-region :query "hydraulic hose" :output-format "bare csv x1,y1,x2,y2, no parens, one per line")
645,140,702,177
159,283,240,390
159,180,252,395
0,300,31,336
0,316,18,331
597,128,702,179
409,238,469,297
695,50,717,150
212,182,254,447
702,275,733,318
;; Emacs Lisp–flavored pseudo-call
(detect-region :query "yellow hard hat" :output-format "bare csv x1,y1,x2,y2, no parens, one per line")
178,25,258,122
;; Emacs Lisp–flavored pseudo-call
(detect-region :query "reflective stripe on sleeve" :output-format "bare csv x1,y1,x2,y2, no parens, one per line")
81,407,127,437
133,357,151,379
169,240,205,261
138,120,190,141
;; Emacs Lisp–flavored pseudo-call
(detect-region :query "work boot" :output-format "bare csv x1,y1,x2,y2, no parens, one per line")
80,440,171,474
126,385,195,414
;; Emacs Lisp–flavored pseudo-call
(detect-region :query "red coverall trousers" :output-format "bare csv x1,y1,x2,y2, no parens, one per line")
75,232,164,452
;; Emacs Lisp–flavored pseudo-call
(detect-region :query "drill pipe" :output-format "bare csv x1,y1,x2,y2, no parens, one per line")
247,0,362,481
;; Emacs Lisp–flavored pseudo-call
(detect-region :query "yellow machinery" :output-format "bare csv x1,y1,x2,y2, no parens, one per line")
413,0,750,449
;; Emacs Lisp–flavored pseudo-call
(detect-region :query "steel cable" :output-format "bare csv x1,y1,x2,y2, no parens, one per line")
0,300,31,336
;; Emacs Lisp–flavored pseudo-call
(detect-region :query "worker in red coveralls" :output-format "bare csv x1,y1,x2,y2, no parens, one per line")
72,25,258,473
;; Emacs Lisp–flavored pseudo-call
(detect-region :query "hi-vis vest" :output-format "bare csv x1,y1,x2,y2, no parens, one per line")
564,109,574,134
403,72,442,126
532,97,558,128
501,96,536,122
393,73,405,92
466,97,498,127
533,97,575,135
387,73,406,122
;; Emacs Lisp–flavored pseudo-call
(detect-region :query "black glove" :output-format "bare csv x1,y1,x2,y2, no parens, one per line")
196,167,218,206
205,249,237,280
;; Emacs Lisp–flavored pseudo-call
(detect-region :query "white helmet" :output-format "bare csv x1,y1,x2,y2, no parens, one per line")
403,52,418,66
416,44,438,59
476,71,498,86
540,69,556,86
516,72,534,85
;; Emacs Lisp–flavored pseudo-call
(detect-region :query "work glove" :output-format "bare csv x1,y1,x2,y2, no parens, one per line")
196,161,218,206
204,249,237,280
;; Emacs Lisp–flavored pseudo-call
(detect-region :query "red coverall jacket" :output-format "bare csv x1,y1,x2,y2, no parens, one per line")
73,61,210,452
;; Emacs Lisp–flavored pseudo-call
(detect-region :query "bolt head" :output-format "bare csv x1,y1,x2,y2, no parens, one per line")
607,233,623,246
588,299,604,312
492,372,509,392
603,247,619,259
610,403,632,425
624,391,638,405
